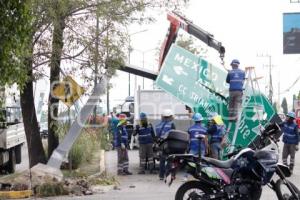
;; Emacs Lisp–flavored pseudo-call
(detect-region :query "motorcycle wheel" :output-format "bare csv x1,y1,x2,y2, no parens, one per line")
275,179,300,200
175,180,212,200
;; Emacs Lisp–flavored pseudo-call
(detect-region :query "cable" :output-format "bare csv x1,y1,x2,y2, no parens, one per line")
280,75,300,94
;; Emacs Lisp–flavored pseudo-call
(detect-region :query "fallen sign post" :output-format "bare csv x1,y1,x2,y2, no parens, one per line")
156,44,279,151
48,77,107,169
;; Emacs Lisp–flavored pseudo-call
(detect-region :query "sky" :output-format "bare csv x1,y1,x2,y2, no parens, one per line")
108,0,300,111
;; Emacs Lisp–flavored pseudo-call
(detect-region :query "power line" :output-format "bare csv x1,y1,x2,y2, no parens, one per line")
280,75,300,94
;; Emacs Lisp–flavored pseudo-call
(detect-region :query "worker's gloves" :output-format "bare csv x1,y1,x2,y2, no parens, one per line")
121,143,126,150
296,145,299,151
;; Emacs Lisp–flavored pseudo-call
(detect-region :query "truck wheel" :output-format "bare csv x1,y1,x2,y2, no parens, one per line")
7,149,16,173
15,145,22,164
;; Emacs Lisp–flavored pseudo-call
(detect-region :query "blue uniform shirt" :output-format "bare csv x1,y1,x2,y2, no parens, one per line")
282,121,299,145
226,68,245,91
188,123,207,156
136,124,155,144
155,120,176,138
208,124,225,144
116,125,128,147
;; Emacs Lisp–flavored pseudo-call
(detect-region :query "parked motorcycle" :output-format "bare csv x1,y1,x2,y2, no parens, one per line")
164,123,300,200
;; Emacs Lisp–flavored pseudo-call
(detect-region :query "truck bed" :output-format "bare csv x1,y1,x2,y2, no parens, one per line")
0,123,26,149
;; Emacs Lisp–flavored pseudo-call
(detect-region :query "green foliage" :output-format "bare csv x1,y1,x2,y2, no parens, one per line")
176,34,208,57
56,122,101,169
0,0,31,87
35,182,68,197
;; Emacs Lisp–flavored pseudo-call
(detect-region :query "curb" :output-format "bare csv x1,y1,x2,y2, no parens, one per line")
100,150,105,174
0,190,33,199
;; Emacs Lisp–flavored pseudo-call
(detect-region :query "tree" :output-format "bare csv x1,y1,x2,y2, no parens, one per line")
0,0,30,87
176,34,207,57
272,102,278,113
44,0,190,157
281,97,288,115
0,0,48,166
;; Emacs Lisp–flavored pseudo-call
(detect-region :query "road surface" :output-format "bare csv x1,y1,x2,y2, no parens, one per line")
37,145,300,200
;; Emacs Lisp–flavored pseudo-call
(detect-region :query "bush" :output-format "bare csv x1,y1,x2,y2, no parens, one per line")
56,122,104,169
35,182,68,197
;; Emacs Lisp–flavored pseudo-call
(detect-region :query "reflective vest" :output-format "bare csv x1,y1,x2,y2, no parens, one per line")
188,124,207,153
282,122,299,145
210,125,225,143
227,69,245,91
155,121,175,138
136,124,154,144
116,125,128,147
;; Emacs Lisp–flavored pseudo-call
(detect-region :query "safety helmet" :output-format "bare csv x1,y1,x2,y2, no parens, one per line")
231,59,240,66
162,109,173,117
192,113,203,122
209,112,218,120
139,112,147,120
286,112,296,119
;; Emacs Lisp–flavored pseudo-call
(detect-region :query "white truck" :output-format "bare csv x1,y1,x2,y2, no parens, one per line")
132,89,192,148
0,86,26,173
134,88,192,127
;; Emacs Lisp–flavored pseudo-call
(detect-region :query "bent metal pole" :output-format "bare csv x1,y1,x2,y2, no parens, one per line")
47,77,106,169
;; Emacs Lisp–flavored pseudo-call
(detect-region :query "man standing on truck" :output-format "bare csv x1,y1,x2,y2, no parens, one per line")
281,112,299,174
226,59,245,121
187,113,208,157
116,114,132,175
155,109,176,180
134,112,156,174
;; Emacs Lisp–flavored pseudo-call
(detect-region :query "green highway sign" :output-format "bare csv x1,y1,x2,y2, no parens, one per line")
156,44,277,152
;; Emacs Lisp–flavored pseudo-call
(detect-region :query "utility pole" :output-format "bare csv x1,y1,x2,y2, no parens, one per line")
127,29,147,96
257,54,275,104
268,55,273,104
93,11,100,122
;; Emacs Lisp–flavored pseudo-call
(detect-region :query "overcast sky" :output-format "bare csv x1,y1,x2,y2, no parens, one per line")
109,0,300,111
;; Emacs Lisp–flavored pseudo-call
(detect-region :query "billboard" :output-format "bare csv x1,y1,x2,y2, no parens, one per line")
283,13,300,54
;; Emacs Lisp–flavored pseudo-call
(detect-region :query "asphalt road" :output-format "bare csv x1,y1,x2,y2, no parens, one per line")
38,144,300,200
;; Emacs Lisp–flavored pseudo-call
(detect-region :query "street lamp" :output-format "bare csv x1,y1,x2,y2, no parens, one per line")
133,48,156,89
127,29,148,96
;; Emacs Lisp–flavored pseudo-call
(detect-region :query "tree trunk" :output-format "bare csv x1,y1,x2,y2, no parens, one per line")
48,12,66,158
20,56,47,167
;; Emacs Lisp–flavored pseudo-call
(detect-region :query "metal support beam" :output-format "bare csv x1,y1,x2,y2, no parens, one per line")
47,78,107,169
119,64,158,80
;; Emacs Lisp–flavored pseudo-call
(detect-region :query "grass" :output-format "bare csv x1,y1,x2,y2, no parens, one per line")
88,173,118,186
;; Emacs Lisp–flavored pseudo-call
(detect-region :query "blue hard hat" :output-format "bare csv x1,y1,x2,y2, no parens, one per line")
192,113,203,122
286,112,296,119
140,112,147,120
231,59,240,66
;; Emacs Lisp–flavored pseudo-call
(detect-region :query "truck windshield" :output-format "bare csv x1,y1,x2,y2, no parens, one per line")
0,107,22,125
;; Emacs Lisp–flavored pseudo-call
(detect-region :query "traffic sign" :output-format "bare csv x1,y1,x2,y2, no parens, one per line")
52,76,85,107
156,44,277,151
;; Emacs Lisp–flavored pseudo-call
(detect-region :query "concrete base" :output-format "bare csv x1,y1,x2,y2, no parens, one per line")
30,163,63,182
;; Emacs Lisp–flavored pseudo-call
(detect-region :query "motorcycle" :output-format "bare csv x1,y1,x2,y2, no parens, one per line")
165,123,300,200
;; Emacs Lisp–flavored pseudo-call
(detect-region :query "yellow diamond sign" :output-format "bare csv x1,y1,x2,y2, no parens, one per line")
52,76,85,107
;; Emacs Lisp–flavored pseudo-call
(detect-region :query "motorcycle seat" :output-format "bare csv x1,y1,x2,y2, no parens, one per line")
202,157,234,168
